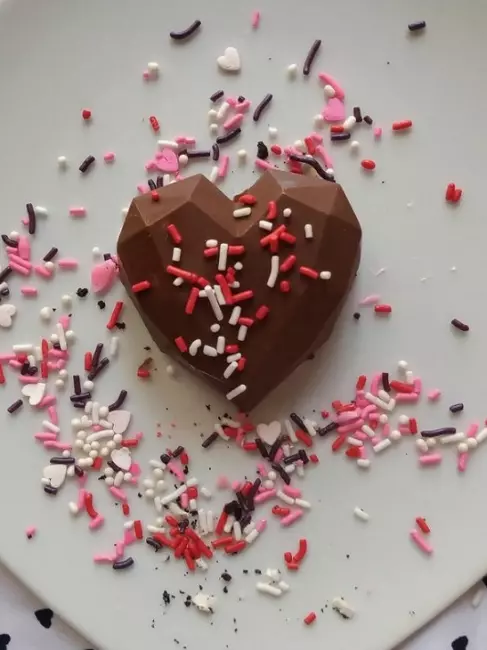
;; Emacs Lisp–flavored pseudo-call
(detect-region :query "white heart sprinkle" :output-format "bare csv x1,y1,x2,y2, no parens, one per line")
256,421,282,446
22,382,46,406
0,304,16,328
111,448,132,471
43,464,67,489
217,47,241,72
107,410,131,435
192,593,217,613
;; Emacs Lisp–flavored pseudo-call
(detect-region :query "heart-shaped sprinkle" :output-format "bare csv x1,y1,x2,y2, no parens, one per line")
107,410,131,434
91,259,118,294
111,448,132,471
0,304,16,328
22,382,46,406
42,464,67,489
322,97,346,122
156,148,179,174
217,47,241,72
256,421,282,445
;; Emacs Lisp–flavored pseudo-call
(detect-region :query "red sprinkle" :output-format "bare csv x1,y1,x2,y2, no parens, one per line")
332,433,347,452
41,338,49,360
91,456,103,471
121,438,140,447
225,540,247,554
137,368,150,379
151,190,160,202
389,380,414,393
174,336,188,353
295,429,313,447
270,144,282,155
356,375,367,390
197,276,210,288
293,538,308,563
280,280,291,293
279,231,296,245
185,287,200,315
238,193,257,205
149,115,160,132
228,245,245,255
225,344,239,354
212,535,233,549
267,200,278,220
41,361,48,379
304,136,316,154
330,125,344,133
272,505,291,517
345,446,361,458
215,512,228,537
361,159,376,170
167,223,182,244
122,503,130,516
152,533,177,549
304,612,317,626
299,266,319,280
84,492,98,519
133,520,143,539
374,304,392,314
0,364,5,385
106,300,124,329
184,549,196,571
243,441,257,451
237,357,246,371
238,317,254,327
286,561,300,571
231,290,254,303
283,551,293,562
255,305,270,320
392,120,413,131
132,280,151,293
204,246,218,258
82,109,92,120
180,451,189,465
416,517,431,534
309,453,319,463
166,265,198,283
261,225,285,247
320,410,329,419
445,183,456,201
280,254,296,273
409,418,418,434
452,188,462,203
174,537,189,558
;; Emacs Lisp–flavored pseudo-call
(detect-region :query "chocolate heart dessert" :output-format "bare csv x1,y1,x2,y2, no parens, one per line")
117,169,361,411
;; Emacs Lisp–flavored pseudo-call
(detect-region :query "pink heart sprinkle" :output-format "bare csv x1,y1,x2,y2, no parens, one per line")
156,147,179,173
91,259,118,295
322,97,346,122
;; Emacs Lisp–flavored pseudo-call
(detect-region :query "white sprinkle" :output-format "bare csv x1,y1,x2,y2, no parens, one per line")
233,207,252,219
286,63,298,78
157,140,179,150
278,580,290,592
233,520,242,541
234,261,243,271
224,362,238,379
476,428,487,444
226,353,241,363
40,306,52,321
304,224,313,239
206,239,218,248
268,126,278,138
295,498,311,509
283,208,292,218
192,593,217,613
373,439,392,454
265,568,281,583
198,509,208,535
303,418,317,437
416,438,428,453
209,123,219,136
210,323,220,333
213,336,225,355
226,384,247,401
178,154,188,167
440,432,466,444
343,116,357,131
218,243,229,271
56,323,67,351
186,477,199,488
361,424,375,438
201,486,212,499
243,522,255,536
245,528,260,544
217,101,230,122
172,247,182,262
237,325,248,342
467,437,478,449
357,458,371,469
398,360,409,371
189,339,202,356
206,510,214,532
213,284,226,305
313,114,325,129
57,155,68,168
237,149,247,162
259,220,274,231
350,140,360,152
209,165,219,183
276,490,294,505
324,84,336,97
173,277,184,287
405,370,414,384
147,61,159,74
256,582,282,597
223,514,235,534
204,286,224,321
377,389,390,403
91,402,100,424
320,271,332,280
13,343,34,354
163,174,171,185
215,424,230,440
229,306,241,325
365,392,394,411
398,414,409,425
294,139,306,152
109,336,119,357
354,507,370,522
208,109,218,122
457,441,468,453
267,255,280,288
203,345,218,357
347,437,363,447
160,485,187,506
332,597,355,619
263,479,274,490
284,419,298,443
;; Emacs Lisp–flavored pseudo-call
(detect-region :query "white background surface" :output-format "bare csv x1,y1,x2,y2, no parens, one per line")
1,1,487,650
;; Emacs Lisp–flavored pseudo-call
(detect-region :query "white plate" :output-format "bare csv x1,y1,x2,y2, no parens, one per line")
0,1,486,650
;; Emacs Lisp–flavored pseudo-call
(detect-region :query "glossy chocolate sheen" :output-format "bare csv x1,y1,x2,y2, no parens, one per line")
117,170,361,411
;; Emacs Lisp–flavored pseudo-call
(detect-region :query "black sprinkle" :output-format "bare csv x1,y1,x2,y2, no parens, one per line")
160,454,171,464
26,203,36,235
363,115,373,125
186,150,211,159
255,438,269,459
147,537,162,551
7,399,23,414
382,372,391,392
318,421,339,436
268,435,282,461
408,20,426,32
44,485,58,495
20,361,30,376
0,634,11,649
449,403,464,414
163,590,171,605
113,557,135,570
421,427,456,438
216,128,241,145
254,569,262,575
202,432,219,448
170,20,201,40
271,462,291,485
284,453,300,465
210,90,225,103
353,312,361,320
2,234,18,247
288,154,335,181
148,179,157,191
73,375,81,395
97,300,106,310
79,155,95,173
290,412,306,431
256,141,269,160
115,322,126,330
451,318,469,332
108,389,128,411
70,392,91,403
87,357,109,381
156,175,164,188
34,608,54,629
303,39,321,76
253,94,273,122
0,267,12,284
212,143,220,161
331,132,351,142
50,456,75,465
172,445,184,458
238,96,245,103
27,366,38,376
299,449,310,465
92,343,104,368
43,247,58,262
451,636,468,650
353,106,363,123
76,288,89,298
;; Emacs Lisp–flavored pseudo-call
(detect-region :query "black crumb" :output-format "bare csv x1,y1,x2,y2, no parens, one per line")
205,404,211,411
115,322,126,330
97,300,106,310
144,345,151,351
163,590,171,605
243,569,248,574
76,287,89,298
34,608,54,629
451,636,469,650
353,312,361,320
254,569,262,575
223,586,229,594
221,571,232,582
0,634,11,650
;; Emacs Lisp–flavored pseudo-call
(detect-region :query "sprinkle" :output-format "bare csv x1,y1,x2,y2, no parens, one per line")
132,280,151,293
303,39,321,75
106,301,124,330
256,582,282,597
267,256,280,288
8,399,23,414
167,224,182,244
374,304,392,314
205,286,224,321
79,155,95,173
216,128,241,145
303,612,317,625
226,384,247,401
288,154,334,181
210,90,224,102
361,159,376,170
419,454,442,466
69,206,87,217
253,94,273,122
251,10,260,27
451,318,469,332
410,529,433,555
392,120,413,131
449,402,464,413
299,266,319,280
408,20,426,32
231,290,253,303
331,597,355,619
26,203,36,235
304,224,313,239
212,143,220,161
169,19,201,39
354,507,369,522
112,557,135,570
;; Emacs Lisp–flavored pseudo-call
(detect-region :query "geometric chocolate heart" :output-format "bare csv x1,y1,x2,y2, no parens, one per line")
117,170,361,411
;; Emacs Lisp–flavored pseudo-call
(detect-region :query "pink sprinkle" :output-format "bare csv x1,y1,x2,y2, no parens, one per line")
0,354,17,362
217,475,231,489
25,526,37,539
256,463,267,476
353,431,368,441
21,286,38,297
137,183,150,194
280,509,304,527
314,144,334,168
218,155,230,179
255,158,274,171
359,294,381,306
8,360,22,369
251,10,261,27
374,127,383,139
410,529,433,555
34,432,57,441
145,161,157,172
130,461,142,476
395,392,419,403
282,485,301,498
234,100,251,114
338,418,364,434
48,348,68,359
419,454,442,466
77,489,87,510
427,389,441,401
37,394,57,408
69,206,86,217
9,254,32,270
223,114,244,131
382,423,391,437
254,489,277,504
413,378,422,394
256,518,267,533
17,236,31,260
368,412,380,423
48,405,58,425
10,261,31,276
34,265,52,279
231,480,241,492
226,97,238,107
466,423,479,438
89,515,105,531
123,530,137,545
103,152,116,163
180,492,189,509
18,375,39,384
175,136,196,145
283,146,301,156
115,541,125,558
94,554,115,563
457,452,468,472
142,70,150,80
399,425,412,435
370,373,381,396
58,258,79,269
318,72,345,99
274,447,284,464
58,314,70,329
109,486,127,501
310,132,324,144
336,410,360,424
44,441,71,450
167,460,185,482
21,218,28,226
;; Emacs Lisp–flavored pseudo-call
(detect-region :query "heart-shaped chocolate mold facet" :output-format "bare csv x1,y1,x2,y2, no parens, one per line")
117,170,361,411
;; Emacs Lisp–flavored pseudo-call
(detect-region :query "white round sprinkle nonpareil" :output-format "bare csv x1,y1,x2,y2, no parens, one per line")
286,63,298,78
416,438,429,453
283,208,292,218
354,507,370,522
389,429,402,442
324,84,336,98
313,114,325,129
268,126,278,138
40,306,52,321
210,323,220,333
357,458,371,469
237,149,247,162
178,154,188,167
350,140,360,151
457,442,469,453
57,155,68,168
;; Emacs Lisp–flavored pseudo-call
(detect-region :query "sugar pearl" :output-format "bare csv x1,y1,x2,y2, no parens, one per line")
124,472,133,481
55,379,65,389
313,114,325,129
237,149,247,162
45,261,55,271
457,442,468,453
267,470,277,481
74,439,84,449
89,450,98,459
283,208,292,218
71,418,81,428
210,324,221,333
65,330,76,342
105,477,114,487
106,440,116,450
379,414,388,424
389,429,402,441
50,333,59,344
145,489,155,498
350,140,360,152
92,246,101,258
9,231,19,241
57,155,68,168
100,447,109,457
287,63,298,78
40,306,52,321
99,406,109,418
83,380,94,391
58,369,68,379
105,467,114,477
320,271,332,280
234,261,243,270
113,433,123,444
398,414,409,425
91,441,100,450
61,294,72,308
83,444,91,454
153,468,164,478
209,123,219,136
178,154,189,167
324,84,336,98
268,127,278,139
77,430,87,440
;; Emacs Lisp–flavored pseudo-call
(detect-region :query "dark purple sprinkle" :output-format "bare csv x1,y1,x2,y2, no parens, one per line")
247,478,261,501
235,490,248,513
43,485,58,495
283,453,301,465
169,19,201,40
112,556,135,570
271,462,291,485
103,253,112,261
408,20,426,32
148,179,157,191
268,435,282,461
50,456,75,465
156,175,164,188
451,318,469,332
212,143,220,161
0,266,13,284
2,234,18,247
353,106,363,123
363,115,373,125
26,203,36,235
7,399,23,414
70,392,91,403
146,537,162,551
318,421,339,436
27,365,38,376
186,150,211,158
92,343,104,368
421,427,456,438
79,155,95,173
382,372,391,392
87,357,109,381
201,431,219,448
256,141,269,160
451,637,468,650
238,95,245,103
299,449,310,465
160,453,171,464
210,89,225,103
252,94,273,122
73,374,81,395
71,401,87,409
331,132,351,142
303,39,321,76
42,247,58,262
216,128,241,145
255,438,269,459
74,465,84,477
288,154,335,182
172,445,184,458
290,412,306,431
449,403,464,414
108,389,128,411
20,360,30,376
